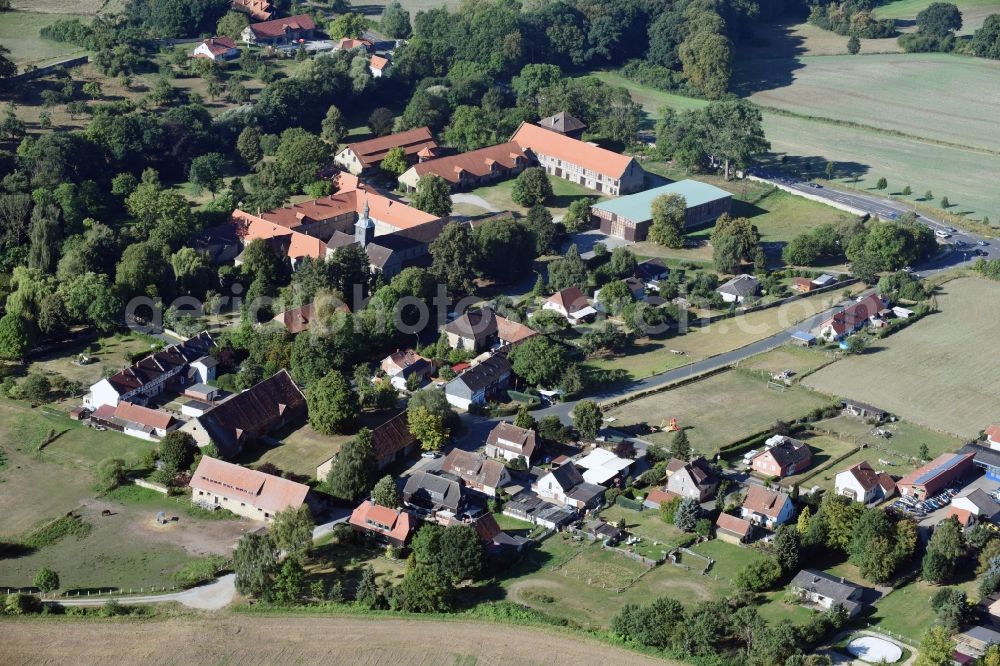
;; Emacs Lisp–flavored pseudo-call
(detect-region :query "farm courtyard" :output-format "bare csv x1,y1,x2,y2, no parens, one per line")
805,277,1000,439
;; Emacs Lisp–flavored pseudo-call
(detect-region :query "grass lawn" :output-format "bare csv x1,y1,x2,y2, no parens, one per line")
470,175,597,217
813,415,965,463
0,483,250,592
599,504,694,555
870,575,979,642
805,277,1000,439
691,539,770,586
0,10,89,68
606,370,832,456
756,589,820,627
738,345,835,379
736,19,901,57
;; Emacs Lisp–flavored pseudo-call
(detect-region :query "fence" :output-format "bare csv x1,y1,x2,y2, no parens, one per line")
603,543,661,567
746,175,871,218
1,55,90,87
134,478,169,495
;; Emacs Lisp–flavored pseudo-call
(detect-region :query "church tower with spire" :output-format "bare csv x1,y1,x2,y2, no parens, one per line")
355,195,375,247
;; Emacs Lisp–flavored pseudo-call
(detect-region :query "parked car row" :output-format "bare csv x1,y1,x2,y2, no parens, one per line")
891,487,959,516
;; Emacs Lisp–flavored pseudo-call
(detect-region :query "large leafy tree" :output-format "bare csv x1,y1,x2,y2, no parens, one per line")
572,400,602,440
233,532,277,599
411,173,452,217
159,431,197,477
916,2,963,37
711,214,761,273
307,371,359,435
430,221,478,293
381,1,412,38
473,217,536,284
679,28,732,100
269,505,314,556
407,389,453,451
972,15,1000,59
325,428,377,501
547,244,588,292
509,336,571,388
649,193,686,248
923,516,967,583
371,475,402,508
703,100,770,180
511,167,552,207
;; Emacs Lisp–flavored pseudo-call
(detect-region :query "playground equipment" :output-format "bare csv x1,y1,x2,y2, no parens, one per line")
660,418,681,432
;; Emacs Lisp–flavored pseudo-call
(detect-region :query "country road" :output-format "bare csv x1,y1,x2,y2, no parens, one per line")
455,288,871,447
47,574,236,611
752,174,1000,271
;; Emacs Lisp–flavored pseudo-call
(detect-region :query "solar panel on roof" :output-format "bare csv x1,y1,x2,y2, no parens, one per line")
913,454,967,485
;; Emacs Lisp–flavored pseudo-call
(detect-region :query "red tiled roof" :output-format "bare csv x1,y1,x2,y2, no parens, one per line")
987,424,1000,443
844,460,881,491
197,37,238,57
370,55,389,71
189,456,309,514
234,186,438,234
349,500,413,543
547,287,590,314
945,506,974,526
716,512,753,537
408,141,528,186
113,402,176,430
338,37,372,50
742,485,790,519
511,122,635,180
344,127,436,169
496,316,537,346
644,488,678,507
248,13,315,39
822,294,884,336
232,0,272,21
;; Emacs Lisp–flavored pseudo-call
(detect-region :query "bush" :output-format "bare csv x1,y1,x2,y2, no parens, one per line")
173,555,227,588
21,515,92,549
735,557,783,592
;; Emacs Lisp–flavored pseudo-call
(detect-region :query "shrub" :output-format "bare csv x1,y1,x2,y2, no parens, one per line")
173,555,227,588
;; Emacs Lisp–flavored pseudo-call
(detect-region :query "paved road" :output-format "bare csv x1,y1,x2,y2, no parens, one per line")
454,290,870,446
753,174,1000,272
48,573,236,611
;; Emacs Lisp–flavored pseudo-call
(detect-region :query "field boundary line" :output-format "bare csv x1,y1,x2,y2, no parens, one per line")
757,105,1000,157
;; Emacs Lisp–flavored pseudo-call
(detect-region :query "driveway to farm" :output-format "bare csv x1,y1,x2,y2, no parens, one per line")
450,192,499,212
50,573,237,611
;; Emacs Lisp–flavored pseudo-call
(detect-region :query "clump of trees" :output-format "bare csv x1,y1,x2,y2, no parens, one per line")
899,2,963,52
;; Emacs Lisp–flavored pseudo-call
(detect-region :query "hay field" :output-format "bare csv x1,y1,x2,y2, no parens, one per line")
0,11,89,67
0,614,675,666
742,54,1000,154
876,0,1000,34
805,277,1000,438
761,112,1000,219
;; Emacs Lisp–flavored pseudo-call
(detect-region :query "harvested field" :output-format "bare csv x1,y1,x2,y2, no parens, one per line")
0,614,675,665
741,54,1000,154
805,277,1000,439
606,369,832,456
875,0,1000,34
0,11,88,67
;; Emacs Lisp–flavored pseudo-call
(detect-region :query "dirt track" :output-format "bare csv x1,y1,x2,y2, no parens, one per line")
1,614,676,665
